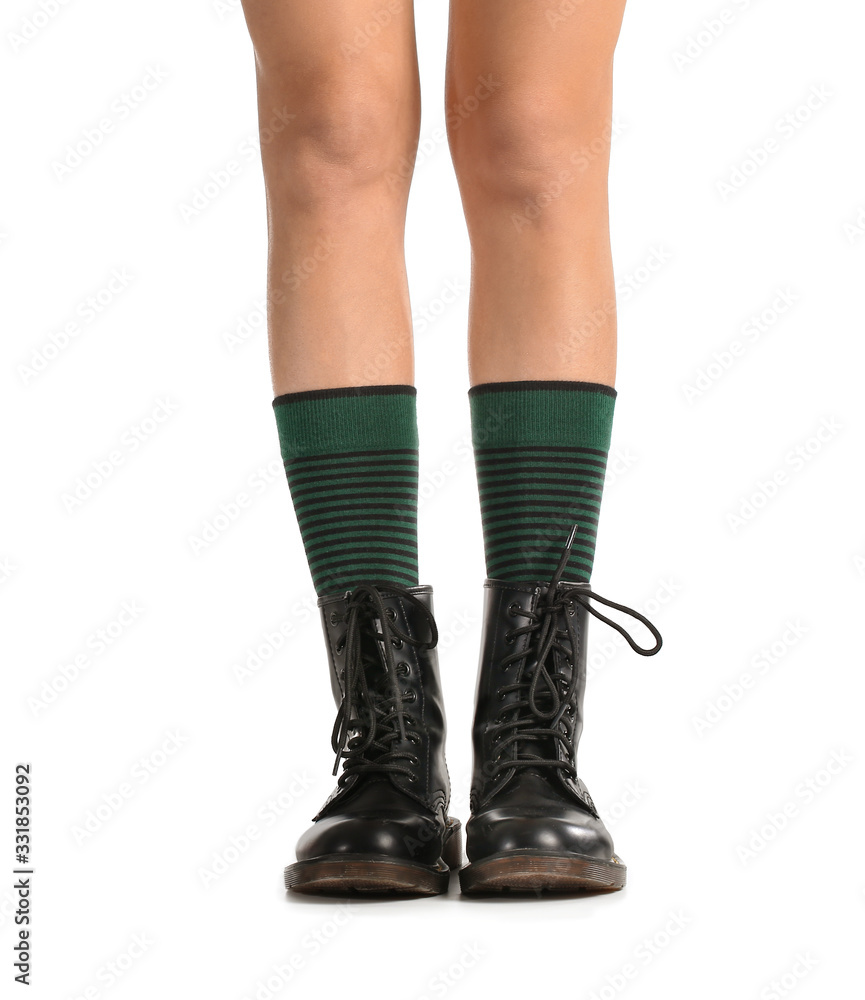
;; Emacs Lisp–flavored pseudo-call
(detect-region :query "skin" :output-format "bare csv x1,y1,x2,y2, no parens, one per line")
239,0,627,394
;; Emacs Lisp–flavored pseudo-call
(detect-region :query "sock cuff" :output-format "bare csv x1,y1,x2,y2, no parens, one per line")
469,379,616,452
273,384,416,406
273,384,418,459
468,380,616,400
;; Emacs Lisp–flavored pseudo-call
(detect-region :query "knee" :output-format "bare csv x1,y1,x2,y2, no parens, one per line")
257,63,419,202
448,79,614,206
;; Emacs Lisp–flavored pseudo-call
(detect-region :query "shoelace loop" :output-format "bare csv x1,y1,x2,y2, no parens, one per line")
490,525,662,778
329,583,438,784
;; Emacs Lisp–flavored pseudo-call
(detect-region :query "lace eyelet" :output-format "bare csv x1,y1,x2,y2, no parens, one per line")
505,633,515,645
391,637,403,649
329,611,340,626
508,602,520,616
409,755,420,766
385,607,396,621
408,732,421,744
404,691,417,703
396,661,409,676
567,601,576,617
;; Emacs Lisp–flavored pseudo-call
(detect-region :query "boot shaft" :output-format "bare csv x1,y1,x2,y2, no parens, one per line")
318,585,451,818
470,579,597,815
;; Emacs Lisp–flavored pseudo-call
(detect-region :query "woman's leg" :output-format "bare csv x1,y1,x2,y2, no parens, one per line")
242,3,460,897
447,0,628,584
446,0,626,388
241,0,425,597
240,0,421,394
449,0,648,893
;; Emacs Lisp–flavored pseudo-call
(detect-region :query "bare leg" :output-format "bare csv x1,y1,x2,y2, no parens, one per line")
446,0,627,386
240,0,421,394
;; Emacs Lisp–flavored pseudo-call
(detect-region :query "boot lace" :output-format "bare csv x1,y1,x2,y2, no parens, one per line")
329,583,438,788
487,525,662,780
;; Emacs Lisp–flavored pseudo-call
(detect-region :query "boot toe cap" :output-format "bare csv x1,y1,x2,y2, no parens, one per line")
467,808,614,862
466,771,616,862
296,811,445,866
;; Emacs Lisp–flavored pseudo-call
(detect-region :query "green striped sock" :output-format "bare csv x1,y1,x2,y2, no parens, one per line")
469,380,616,584
273,385,419,596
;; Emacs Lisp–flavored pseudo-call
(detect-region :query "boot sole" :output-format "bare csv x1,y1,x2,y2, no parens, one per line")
285,819,462,896
459,850,626,895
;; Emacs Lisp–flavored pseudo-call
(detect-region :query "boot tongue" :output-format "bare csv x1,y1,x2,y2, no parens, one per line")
500,767,562,802
357,628,402,734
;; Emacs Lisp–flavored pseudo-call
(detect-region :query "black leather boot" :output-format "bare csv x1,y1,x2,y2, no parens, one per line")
284,583,462,895
460,527,661,894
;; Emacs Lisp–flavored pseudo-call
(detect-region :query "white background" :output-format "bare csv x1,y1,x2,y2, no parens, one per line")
3,0,864,997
